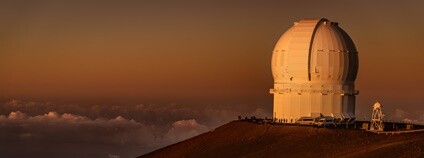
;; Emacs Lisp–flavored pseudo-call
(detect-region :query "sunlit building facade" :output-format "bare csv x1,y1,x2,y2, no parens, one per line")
270,18,359,122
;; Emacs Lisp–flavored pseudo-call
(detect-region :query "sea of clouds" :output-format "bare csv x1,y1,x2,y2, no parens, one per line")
0,99,269,158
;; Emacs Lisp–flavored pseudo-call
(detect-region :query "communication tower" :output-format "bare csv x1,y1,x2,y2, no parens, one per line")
370,102,384,131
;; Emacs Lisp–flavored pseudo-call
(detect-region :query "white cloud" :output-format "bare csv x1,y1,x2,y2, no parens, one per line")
402,118,413,123
164,119,210,143
0,111,155,145
390,108,424,125
394,108,408,119
8,111,28,120
0,110,213,156
250,108,268,118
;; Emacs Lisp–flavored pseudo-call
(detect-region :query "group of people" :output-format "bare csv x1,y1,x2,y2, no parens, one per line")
274,118,293,124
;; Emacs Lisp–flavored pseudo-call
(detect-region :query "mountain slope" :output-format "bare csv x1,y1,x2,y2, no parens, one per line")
140,121,424,158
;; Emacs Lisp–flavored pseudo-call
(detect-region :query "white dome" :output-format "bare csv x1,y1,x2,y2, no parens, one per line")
271,18,358,84
270,18,358,121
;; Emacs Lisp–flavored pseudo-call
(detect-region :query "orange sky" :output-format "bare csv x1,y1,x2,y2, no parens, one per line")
1,0,424,115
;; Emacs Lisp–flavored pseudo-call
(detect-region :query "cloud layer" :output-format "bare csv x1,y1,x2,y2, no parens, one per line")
0,99,269,158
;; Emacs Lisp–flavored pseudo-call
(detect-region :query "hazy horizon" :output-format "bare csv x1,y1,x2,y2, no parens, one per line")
1,0,424,157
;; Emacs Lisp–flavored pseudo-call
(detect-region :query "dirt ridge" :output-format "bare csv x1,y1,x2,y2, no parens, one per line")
140,121,424,158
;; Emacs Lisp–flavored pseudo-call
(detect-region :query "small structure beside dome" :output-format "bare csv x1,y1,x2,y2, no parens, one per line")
370,102,384,131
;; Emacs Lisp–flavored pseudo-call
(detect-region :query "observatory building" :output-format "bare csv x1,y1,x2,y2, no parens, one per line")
270,18,358,123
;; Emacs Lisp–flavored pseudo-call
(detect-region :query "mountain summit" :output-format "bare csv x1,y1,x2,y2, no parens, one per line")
140,121,424,158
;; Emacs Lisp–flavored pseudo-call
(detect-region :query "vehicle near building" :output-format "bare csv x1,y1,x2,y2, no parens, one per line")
295,117,315,125
316,117,335,127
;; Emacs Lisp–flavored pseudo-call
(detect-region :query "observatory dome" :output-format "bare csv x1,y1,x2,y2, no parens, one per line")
271,18,358,84
270,18,359,121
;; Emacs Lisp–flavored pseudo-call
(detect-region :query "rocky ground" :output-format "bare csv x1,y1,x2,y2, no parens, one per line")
140,121,424,158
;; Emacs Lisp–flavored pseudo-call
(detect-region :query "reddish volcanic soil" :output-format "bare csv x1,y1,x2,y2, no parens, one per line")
140,121,424,158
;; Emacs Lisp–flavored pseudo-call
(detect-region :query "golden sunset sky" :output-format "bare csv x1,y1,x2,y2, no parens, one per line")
1,0,424,114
